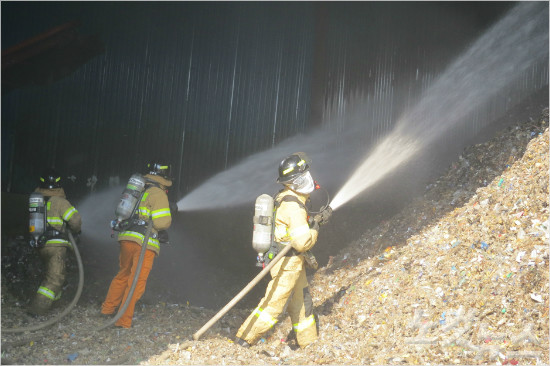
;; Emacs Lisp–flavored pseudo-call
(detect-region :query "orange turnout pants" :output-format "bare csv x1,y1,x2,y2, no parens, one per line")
101,240,155,328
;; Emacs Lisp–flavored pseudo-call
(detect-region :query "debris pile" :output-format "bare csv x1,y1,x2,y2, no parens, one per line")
1,108,548,365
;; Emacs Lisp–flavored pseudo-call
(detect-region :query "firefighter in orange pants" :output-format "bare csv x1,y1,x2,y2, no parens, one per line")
235,152,332,348
101,160,173,328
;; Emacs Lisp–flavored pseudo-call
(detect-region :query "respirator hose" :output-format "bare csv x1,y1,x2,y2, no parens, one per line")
308,185,331,215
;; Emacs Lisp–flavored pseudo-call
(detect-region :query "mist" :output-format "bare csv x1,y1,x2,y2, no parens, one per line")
13,2,546,309
179,2,548,213
331,1,548,209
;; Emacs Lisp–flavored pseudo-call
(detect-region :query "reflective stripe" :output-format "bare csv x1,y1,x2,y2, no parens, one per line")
119,230,160,249
141,192,149,201
47,217,64,225
37,286,55,300
297,159,305,167
274,226,288,238
282,166,295,175
293,314,316,332
252,307,278,327
152,208,171,219
289,224,310,238
63,206,78,221
45,239,72,247
138,207,151,217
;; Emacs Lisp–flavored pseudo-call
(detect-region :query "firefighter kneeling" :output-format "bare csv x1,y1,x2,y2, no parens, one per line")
235,152,332,349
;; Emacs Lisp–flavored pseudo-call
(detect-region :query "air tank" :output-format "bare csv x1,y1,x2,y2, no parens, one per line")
252,194,274,256
115,174,146,222
29,192,46,247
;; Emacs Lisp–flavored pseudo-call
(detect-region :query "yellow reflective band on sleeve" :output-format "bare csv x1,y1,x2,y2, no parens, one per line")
47,217,64,225
289,224,310,239
37,286,56,300
138,207,151,217
141,192,149,202
63,207,78,221
152,208,171,219
119,231,160,249
252,307,278,327
293,314,316,332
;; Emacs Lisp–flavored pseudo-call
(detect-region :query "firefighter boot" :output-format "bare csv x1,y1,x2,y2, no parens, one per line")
28,295,53,316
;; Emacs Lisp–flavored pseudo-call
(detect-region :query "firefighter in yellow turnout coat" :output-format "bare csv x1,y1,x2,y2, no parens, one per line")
29,169,82,316
236,152,332,348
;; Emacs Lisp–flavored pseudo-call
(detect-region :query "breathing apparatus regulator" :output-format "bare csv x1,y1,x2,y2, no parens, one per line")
111,173,147,232
29,192,46,248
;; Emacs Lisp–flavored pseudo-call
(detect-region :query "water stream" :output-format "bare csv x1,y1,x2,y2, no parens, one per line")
178,1,548,213
331,1,548,209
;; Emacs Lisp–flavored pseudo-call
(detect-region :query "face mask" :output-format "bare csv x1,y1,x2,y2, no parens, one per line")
289,171,315,194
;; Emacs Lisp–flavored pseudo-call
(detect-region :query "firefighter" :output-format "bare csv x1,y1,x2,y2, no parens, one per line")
101,160,173,328
28,168,82,316
235,152,332,349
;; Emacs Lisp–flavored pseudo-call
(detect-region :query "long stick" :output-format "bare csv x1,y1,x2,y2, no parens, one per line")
193,245,292,340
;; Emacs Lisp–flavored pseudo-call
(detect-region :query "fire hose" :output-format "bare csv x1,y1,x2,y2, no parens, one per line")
193,244,292,340
94,219,152,331
2,231,84,334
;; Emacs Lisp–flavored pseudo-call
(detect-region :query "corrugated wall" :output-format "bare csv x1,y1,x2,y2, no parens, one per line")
2,2,547,200
2,2,316,197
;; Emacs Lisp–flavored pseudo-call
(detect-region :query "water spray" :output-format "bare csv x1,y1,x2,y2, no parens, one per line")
330,1,547,211
177,2,547,215
330,132,419,210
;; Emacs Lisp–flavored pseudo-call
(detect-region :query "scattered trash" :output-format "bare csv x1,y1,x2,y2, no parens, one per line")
1,109,547,365
530,293,543,303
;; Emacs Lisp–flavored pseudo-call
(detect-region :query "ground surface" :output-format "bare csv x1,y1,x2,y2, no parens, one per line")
1,108,549,365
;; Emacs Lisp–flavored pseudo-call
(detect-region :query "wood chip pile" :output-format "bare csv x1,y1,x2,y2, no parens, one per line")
2,108,548,365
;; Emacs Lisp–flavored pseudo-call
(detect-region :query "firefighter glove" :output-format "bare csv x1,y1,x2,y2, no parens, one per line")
158,230,170,244
303,250,319,270
309,217,320,231
169,201,179,217
314,206,333,226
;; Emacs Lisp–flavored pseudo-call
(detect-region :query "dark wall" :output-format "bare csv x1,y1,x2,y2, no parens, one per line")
1,2,514,199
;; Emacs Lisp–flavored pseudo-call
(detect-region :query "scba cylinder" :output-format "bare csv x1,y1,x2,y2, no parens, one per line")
29,192,46,246
115,174,146,222
252,194,274,255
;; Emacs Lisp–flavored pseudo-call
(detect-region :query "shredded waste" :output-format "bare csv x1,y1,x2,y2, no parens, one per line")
1,108,548,365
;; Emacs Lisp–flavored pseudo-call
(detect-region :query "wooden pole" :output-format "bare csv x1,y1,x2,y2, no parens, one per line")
192,245,292,340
